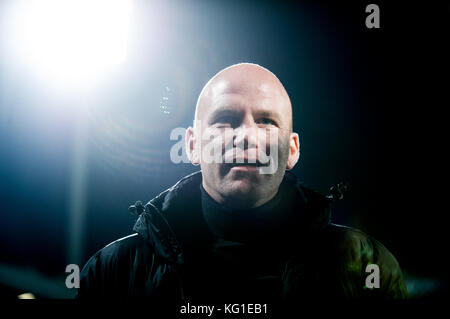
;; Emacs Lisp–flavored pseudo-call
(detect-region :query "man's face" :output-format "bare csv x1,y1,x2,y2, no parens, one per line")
188,67,299,208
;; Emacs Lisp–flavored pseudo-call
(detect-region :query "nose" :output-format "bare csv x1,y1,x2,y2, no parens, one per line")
233,117,258,149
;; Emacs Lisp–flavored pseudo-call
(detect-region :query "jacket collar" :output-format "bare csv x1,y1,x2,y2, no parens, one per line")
132,171,332,263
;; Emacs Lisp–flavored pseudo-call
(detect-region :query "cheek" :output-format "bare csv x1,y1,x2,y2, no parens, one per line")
275,135,291,161
262,129,287,149
199,129,225,164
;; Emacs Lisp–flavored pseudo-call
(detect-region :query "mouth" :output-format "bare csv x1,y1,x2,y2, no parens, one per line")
224,161,270,169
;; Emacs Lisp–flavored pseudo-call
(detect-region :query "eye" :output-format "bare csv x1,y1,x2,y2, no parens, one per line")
213,115,237,127
256,118,277,126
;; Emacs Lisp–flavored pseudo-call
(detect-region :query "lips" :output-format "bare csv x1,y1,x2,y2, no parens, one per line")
222,149,271,168
224,159,270,168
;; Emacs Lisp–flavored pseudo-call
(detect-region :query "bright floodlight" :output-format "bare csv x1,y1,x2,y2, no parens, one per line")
9,0,132,87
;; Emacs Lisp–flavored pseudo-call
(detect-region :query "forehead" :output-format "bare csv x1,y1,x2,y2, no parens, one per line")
201,79,291,120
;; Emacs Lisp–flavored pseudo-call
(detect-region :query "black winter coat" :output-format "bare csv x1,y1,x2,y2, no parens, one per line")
78,171,408,303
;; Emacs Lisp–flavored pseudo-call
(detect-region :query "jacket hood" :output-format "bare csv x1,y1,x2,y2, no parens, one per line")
131,171,333,263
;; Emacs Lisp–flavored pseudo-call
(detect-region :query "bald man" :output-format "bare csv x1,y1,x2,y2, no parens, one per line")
79,64,408,305
186,63,299,209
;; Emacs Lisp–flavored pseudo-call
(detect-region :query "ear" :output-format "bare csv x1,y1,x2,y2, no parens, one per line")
186,126,200,165
286,132,300,170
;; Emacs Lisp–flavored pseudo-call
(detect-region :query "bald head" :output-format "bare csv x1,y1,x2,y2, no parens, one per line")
186,63,300,208
194,63,293,131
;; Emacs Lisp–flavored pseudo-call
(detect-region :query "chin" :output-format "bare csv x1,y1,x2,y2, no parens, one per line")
222,179,258,199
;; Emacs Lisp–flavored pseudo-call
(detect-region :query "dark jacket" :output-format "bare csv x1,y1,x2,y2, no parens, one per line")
78,171,408,302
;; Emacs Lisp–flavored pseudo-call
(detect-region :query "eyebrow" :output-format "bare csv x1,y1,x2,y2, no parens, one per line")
206,106,283,126
207,107,243,124
253,110,282,123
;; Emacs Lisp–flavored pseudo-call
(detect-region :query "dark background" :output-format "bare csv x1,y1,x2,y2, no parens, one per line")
0,0,448,299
